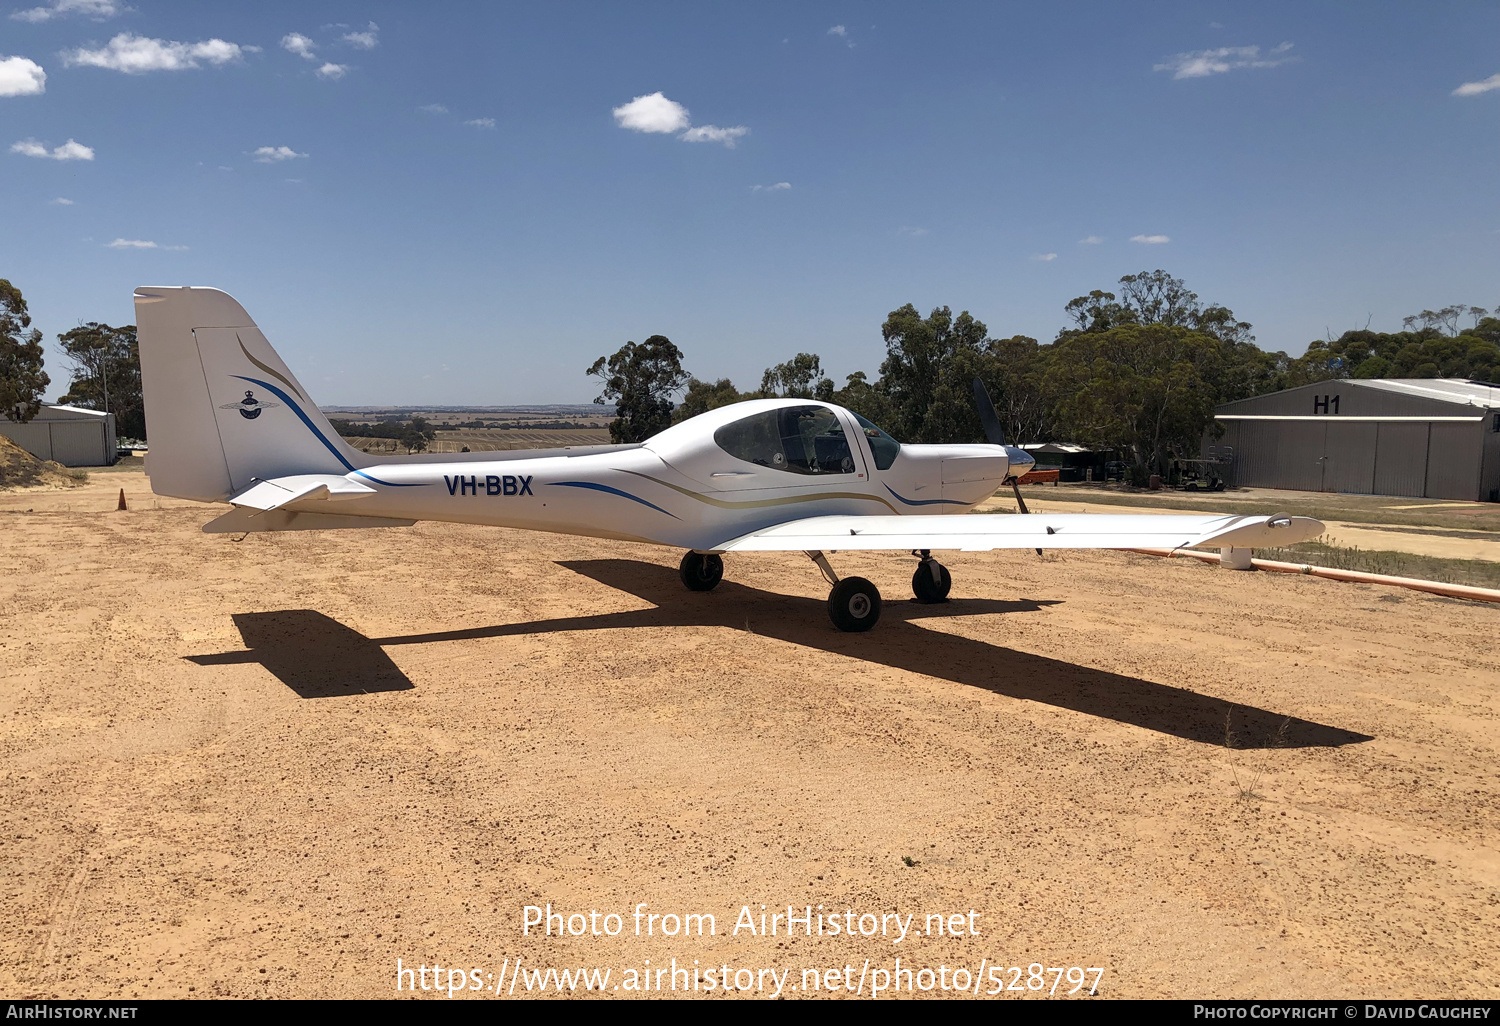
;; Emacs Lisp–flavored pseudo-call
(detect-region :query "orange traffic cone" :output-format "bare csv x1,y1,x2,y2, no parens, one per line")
117,488,127,511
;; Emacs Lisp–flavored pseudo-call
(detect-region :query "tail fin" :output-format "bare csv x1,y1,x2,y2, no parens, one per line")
135,286,367,501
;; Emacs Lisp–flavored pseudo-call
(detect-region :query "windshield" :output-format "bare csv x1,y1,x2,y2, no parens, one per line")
851,412,901,471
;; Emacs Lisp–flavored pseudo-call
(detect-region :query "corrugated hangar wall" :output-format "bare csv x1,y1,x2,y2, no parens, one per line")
1208,380,1500,501
0,408,117,467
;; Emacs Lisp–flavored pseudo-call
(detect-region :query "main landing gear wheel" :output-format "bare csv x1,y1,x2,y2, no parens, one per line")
679,551,724,591
828,577,882,632
911,560,952,603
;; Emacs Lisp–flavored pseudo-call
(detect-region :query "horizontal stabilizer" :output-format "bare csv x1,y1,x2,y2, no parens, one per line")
711,512,1325,553
203,507,415,533
229,474,377,512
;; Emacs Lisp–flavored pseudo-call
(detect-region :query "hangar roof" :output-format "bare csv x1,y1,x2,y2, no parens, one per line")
2,404,111,423
1353,379,1500,408
1215,378,1500,420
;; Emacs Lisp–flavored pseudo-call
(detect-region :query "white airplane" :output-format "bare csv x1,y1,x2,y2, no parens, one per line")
135,286,1324,632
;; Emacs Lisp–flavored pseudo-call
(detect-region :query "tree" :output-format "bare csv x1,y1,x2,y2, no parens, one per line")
876,304,992,443
401,416,435,453
1063,270,1254,345
1047,323,1228,476
1288,323,1500,384
759,353,833,400
0,279,49,423
674,377,743,423
587,335,690,442
986,335,1053,443
56,322,146,439
1401,305,1484,336
831,370,897,429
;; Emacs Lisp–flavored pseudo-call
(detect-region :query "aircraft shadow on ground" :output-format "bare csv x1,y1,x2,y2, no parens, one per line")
187,610,415,698
188,559,1372,749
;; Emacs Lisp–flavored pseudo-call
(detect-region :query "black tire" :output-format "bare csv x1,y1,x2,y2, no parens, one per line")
911,561,952,603
828,576,882,632
679,551,724,591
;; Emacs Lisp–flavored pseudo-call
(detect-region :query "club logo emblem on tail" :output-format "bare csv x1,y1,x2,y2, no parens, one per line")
220,390,280,420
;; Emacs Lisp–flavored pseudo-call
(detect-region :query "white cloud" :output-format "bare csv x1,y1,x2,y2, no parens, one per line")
281,33,316,61
0,55,46,96
751,182,791,192
52,196,73,204
1031,253,1058,261
315,62,347,79
613,91,690,133
11,0,122,23
106,238,185,250
51,138,91,160
1078,235,1104,245
419,103,447,114
898,226,929,237
1453,73,1500,97
828,25,846,37
252,145,306,163
464,117,495,128
63,33,245,73
1130,234,1170,244
1154,42,1295,79
613,91,748,148
679,124,748,147
11,137,93,160
342,23,378,49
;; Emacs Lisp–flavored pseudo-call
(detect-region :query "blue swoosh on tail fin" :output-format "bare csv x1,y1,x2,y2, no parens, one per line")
230,375,426,487
550,481,678,519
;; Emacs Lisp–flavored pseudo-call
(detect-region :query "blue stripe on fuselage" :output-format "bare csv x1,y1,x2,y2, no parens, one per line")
549,480,678,519
884,483,966,507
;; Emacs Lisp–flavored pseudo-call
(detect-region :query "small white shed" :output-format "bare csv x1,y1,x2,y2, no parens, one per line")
0,405,118,466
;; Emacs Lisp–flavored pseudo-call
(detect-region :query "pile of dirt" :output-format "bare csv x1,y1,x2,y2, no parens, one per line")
0,433,87,490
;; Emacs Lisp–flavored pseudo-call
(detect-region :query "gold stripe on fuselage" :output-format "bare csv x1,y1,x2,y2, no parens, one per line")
620,470,901,514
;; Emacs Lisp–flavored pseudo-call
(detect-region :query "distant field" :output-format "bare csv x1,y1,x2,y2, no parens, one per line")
327,405,614,453
343,427,611,454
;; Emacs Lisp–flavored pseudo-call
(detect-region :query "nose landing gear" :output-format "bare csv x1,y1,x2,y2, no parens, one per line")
911,549,952,603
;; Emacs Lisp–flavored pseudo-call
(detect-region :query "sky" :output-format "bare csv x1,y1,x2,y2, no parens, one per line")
2,1,1498,405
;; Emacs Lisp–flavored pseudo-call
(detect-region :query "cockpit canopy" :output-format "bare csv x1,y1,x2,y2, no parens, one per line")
714,405,855,475
707,403,904,475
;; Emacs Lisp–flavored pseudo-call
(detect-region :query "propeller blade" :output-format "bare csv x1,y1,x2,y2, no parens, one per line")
972,377,1006,446
1010,479,1030,515
1011,479,1042,556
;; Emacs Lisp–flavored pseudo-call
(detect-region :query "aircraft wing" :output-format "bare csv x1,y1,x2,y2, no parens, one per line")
710,512,1324,553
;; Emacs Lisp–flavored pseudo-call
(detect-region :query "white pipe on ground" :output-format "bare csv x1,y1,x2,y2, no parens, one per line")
1129,547,1500,604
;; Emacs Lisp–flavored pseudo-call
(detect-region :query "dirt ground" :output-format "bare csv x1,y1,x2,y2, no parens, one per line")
1,470,1496,1000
